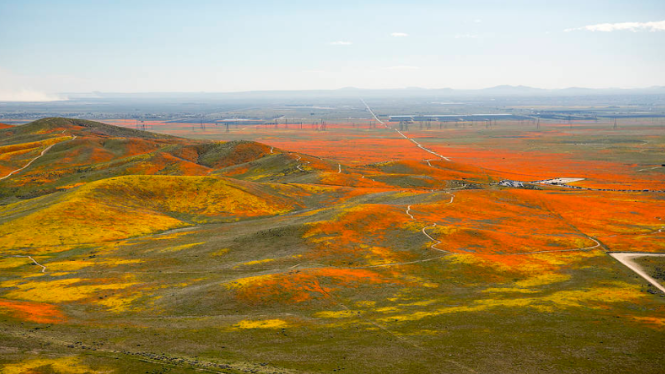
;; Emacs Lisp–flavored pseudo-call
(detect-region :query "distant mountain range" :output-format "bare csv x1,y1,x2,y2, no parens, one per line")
62,85,665,101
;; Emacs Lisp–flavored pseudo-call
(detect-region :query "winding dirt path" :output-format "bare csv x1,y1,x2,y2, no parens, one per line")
409,191,601,257
0,136,76,181
27,256,46,273
506,236,602,256
408,193,456,254
10,255,46,273
609,253,665,294
405,205,414,220
421,224,450,253
291,154,310,172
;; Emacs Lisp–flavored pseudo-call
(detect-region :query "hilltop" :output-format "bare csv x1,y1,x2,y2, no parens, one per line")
0,118,489,203
2,117,176,140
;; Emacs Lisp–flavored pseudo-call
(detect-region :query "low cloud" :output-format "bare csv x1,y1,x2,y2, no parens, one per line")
0,89,67,102
391,32,408,37
330,41,352,45
565,20,665,32
474,19,482,23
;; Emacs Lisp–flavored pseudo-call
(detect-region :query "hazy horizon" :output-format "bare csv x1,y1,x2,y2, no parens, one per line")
1,0,664,101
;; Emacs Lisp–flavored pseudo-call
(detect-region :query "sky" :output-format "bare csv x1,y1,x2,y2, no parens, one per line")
0,0,664,100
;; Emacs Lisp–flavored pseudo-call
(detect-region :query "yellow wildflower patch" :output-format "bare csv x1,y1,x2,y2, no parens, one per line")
378,284,643,323
237,258,275,267
515,273,571,288
159,242,204,253
97,293,143,313
314,310,360,319
234,319,289,329
211,248,230,257
2,277,138,303
1,355,104,374
355,300,376,308
224,274,273,289
0,257,31,270
44,261,94,272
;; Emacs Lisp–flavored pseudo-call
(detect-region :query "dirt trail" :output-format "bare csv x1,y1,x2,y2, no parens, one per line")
10,255,47,273
506,236,602,256
405,193,456,254
290,153,311,172
27,256,46,272
0,135,76,181
405,205,414,220
421,224,449,253
609,253,665,294
410,191,601,257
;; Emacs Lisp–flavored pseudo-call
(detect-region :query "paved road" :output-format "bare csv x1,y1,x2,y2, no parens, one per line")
361,99,451,161
360,98,387,127
609,252,665,294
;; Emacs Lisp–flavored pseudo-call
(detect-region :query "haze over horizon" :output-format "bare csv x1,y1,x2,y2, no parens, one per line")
1,0,664,101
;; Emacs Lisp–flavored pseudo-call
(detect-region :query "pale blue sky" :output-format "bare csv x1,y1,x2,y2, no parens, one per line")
0,0,664,98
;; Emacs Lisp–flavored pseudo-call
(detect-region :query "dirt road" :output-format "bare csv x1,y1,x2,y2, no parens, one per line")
362,99,451,161
609,253,665,294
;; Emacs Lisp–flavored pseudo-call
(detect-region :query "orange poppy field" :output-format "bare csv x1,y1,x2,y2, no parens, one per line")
0,117,663,373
